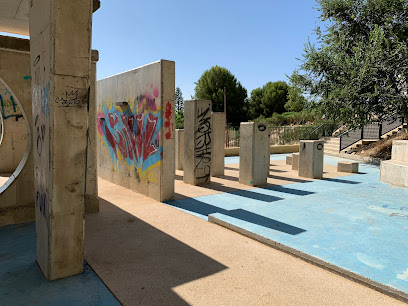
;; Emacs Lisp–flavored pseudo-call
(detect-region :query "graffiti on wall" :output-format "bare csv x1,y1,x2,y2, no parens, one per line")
164,101,173,140
0,80,22,120
195,105,211,182
97,90,163,182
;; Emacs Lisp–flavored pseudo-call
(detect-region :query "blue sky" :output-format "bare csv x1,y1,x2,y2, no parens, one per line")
1,0,322,100
92,0,322,99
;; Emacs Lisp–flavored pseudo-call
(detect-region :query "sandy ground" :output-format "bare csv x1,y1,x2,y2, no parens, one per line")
84,161,403,305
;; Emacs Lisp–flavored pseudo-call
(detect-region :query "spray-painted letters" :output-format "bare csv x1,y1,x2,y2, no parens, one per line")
195,106,211,182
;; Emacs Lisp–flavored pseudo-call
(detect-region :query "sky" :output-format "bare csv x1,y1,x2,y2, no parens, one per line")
1,0,322,100
92,0,322,99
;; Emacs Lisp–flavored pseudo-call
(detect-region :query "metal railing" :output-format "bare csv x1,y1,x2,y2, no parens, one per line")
225,123,338,147
338,116,404,151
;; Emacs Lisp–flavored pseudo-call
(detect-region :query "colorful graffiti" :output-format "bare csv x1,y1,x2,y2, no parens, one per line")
97,92,163,181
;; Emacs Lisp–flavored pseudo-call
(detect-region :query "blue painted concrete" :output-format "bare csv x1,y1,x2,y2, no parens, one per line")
167,154,408,295
0,223,120,306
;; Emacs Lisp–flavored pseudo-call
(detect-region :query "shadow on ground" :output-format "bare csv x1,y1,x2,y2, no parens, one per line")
84,198,228,305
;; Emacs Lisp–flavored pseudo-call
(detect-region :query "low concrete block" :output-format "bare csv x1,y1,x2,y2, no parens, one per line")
380,160,408,188
391,140,408,162
291,153,299,170
337,161,359,173
286,155,293,165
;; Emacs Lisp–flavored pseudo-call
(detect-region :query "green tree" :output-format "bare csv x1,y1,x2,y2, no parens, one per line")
285,71,307,112
175,110,184,129
249,81,289,118
175,87,184,113
296,0,408,128
194,66,248,126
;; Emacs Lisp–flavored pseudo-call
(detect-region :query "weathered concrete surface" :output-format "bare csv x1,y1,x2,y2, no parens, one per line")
85,50,99,214
292,153,299,171
239,122,269,186
211,112,225,177
184,100,212,186
0,35,34,227
380,140,408,188
225,147,239,156
30,0,93,281
83,176,402,306
286,155,293,165
338,161,359,173
175,129,184,170
97,60,175,201
298,140,324,179
270,144,299,154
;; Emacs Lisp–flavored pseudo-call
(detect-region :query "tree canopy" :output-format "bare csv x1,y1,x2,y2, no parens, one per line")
285,71,307,112
249,81,289,118
194,66,248,126
296,0,408,127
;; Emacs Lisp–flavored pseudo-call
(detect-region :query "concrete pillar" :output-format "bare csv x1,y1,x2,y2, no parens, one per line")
30,0,93,280
292,153,299,170
298,140,324,179
211,112,225,177
184,100,212,185
175,129,184,171
239,122,269,186
85,50,99,214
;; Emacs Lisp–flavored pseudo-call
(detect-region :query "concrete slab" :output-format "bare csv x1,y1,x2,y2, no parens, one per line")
0,223,119,305
83,176,403,305
166,154,408,302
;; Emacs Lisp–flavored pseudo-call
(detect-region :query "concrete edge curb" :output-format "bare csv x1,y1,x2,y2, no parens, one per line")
324,152,382,165
208,215,408,304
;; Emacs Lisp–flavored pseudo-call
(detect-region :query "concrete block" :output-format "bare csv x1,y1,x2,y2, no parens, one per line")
211,112,225,177
96,60,175,202
337,161,359,173
184,100,212,185
239,122,269,186
298,140,324,179
391,140,408,162
175,129,184,170
291,153,299,170
286,155,293,165
380,160,408,188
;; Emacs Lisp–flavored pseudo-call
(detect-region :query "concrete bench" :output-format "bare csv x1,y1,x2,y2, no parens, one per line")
292,153,299,170
286,155,293,165
337,161,359,173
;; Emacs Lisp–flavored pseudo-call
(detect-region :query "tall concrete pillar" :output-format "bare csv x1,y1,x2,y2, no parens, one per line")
30,0,93,280
175,129,184,170
211,112,225,177
239,122,269,186
85,50,99,214
298,140,324,179
184,100,212,185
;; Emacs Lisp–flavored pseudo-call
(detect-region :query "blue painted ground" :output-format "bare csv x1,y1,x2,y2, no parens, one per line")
167,154,408,295
0,223,120,306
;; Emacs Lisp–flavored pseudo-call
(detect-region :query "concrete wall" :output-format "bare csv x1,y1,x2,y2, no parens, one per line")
97,60,175,202
225,144,299,157
175,129,184,171
211,112,225,177
0,36,35,226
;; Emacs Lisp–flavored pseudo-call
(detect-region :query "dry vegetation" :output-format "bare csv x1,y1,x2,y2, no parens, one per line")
355,131,408,160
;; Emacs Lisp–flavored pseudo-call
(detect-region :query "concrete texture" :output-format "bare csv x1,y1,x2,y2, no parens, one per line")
0,222,119,305
175,129,184,170
211,112,225,177
167,154,408,302
381,140,408,188
239,122,269,186
270,144,299,154
97,60,175,201
299,140,324,179
338,161,359,173
286,155,293,165
0,36,35,227
85,50,99,214
292,153,299,170
184,100,212,186
30,0,93,280
82,174,404,305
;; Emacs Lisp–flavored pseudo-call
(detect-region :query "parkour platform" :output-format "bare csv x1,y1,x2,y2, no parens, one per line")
0,154,407,304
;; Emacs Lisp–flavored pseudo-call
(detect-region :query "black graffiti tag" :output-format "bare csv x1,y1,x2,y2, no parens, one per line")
195,106,211,181
35,114,45,156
